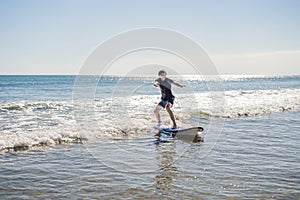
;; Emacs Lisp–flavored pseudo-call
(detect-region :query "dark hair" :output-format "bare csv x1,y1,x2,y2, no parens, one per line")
158,70,167,76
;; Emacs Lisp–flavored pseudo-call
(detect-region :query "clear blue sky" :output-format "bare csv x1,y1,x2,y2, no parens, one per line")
0,0,299,75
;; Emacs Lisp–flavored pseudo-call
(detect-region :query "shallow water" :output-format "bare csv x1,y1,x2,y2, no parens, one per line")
1,110,299,199
1,75,299,199
1,75,300,151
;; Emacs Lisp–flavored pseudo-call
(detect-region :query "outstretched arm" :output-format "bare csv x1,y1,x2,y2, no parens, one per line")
172,81,185,88
154,81,159,87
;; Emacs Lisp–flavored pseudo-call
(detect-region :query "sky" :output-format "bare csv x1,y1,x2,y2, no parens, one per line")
0,0,299,75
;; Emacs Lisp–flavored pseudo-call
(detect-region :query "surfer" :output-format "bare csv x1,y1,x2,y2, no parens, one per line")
154,69,185,129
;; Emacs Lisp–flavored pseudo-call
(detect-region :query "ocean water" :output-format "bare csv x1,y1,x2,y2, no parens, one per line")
0,75,299,199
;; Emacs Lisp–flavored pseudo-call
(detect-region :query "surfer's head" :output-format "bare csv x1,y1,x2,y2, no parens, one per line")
158,70,167,80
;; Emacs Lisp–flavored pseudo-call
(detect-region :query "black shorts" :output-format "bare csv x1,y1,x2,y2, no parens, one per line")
158,97,175,108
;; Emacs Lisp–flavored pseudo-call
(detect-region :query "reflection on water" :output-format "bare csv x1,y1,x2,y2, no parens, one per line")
0,111,299,199
155,142,177,193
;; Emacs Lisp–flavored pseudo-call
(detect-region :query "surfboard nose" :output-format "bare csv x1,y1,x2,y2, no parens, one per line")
197,127,204,132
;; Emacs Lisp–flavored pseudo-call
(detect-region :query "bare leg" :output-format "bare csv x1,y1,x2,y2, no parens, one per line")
154,105,163,123
166,103,177,128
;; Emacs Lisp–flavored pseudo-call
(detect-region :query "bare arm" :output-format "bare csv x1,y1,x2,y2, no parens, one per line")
172,81,185,88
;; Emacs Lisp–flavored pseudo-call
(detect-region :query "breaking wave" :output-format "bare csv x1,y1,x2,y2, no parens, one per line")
1,88,300,151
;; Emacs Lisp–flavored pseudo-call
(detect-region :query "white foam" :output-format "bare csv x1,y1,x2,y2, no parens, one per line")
91,88,300,119
223,88,300,117
1,88,300,151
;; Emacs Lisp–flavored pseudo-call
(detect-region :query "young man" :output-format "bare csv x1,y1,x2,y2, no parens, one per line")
153,69,185,129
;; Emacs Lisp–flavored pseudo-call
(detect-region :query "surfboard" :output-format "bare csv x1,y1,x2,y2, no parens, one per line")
158,127,204,143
